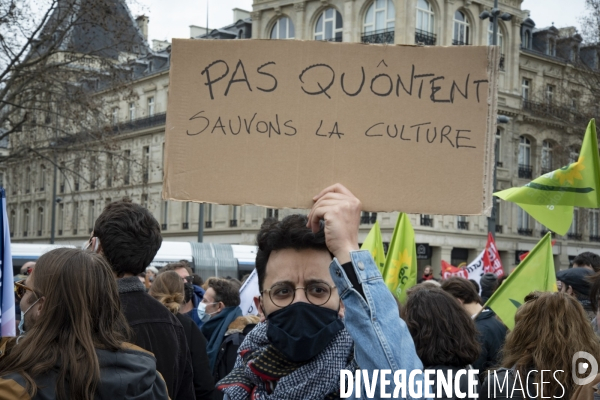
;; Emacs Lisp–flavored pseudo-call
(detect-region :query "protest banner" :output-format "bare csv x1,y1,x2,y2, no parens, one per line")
163,40,499,215
442,234,503,287
238,269,260,316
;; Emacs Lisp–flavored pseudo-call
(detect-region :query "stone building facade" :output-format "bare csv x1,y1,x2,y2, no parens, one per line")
6,0,600,277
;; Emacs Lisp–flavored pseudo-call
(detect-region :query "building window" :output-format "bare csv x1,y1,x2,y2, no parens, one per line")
457,215,469,230
364,0,395,33
25,167,31,193
523,30,531,49
142,146,150,183
495,129,502,167
74,159,80,191
141,194,148,209
518,136,532,179
90,157,97,189
487,21,504,49
569,147,579,164
415,0,435,45
541,140,553,174
88,200,95,233
522,78,530,100
57,204,64,235
270,17,295,39
266,208,279,220
162,201,168,230
453,10,470,45
35,207,43,236
124,150,131,185
182,202,190,229
547,38,556,56
230,205,238,227
571,95,578,111
72,202,79,234
205,204,213,228
112,107,118,125
517,207,531,234
129,102,136,121
546,84,554,104
315,8,343,42
10,210,15,237
106,154,113,188
590,210,600,240
59,162,65,193
572,45,579,61
23,208,29,237
568,208,580,239
39,165,46,191
147,97,155,117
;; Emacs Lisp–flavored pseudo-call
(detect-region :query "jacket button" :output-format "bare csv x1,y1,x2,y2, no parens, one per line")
358,261,365,270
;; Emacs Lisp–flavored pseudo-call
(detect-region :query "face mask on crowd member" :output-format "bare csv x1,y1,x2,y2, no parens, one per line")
14,275,43,336
198,287,223,322
253,219,346,363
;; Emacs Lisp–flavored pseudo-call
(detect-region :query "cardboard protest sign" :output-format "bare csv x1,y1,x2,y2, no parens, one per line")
164,40,498,214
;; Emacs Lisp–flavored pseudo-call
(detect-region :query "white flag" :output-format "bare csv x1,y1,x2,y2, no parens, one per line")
238,269,260,316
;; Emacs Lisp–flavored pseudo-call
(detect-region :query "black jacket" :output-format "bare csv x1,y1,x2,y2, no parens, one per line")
428,365,479,400
473,309,507,375
176,313,218,400
118,277,195,400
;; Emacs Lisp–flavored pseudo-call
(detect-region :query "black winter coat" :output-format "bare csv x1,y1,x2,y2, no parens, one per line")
176,313,219,400
473,309,507,376
118,277,195,400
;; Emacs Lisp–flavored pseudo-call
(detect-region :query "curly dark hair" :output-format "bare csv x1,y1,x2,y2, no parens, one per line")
207,278,240,308
441,277,482,305
402,286,480,368
255,215,329,291
574,251,600,272
94,198,162,277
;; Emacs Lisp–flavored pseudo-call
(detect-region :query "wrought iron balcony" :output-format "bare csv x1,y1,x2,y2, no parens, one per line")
522,100,572,120
362,29,395,44
452,39,469,46
420,215,434,227
457,221,469,230
205,221,212,228
541,167,553,175
415,29,436,45
518,164,532,179
590,235,600,242
568,233,582,241
518,228,533,236
230,219,238,227
495,225,503,234
182,222,189,229
540,229,555,238
113,112,167,134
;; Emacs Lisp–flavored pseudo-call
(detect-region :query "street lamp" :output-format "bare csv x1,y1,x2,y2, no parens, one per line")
481,1,511,239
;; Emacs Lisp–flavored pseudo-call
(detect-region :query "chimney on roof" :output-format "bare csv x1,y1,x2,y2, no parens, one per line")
233,8,250,22
136,15,149,42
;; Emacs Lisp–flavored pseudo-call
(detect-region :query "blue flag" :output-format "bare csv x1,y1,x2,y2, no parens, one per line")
0,188,15,336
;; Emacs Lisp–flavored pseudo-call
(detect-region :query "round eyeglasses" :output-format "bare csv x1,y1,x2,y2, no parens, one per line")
261,282,337,308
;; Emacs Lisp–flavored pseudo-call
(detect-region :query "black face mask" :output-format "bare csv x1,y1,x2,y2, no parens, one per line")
266,302,344,363
184,282,194,303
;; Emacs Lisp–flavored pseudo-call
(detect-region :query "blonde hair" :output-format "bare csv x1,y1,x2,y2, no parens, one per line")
149,271,185,314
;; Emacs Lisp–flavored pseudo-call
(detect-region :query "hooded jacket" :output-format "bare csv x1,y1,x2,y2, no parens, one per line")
0,343,169,399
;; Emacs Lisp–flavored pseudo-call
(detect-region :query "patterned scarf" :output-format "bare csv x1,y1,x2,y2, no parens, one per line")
217,321,356,400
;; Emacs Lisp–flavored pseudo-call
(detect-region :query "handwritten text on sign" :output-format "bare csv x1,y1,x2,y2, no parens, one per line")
164,40,498,214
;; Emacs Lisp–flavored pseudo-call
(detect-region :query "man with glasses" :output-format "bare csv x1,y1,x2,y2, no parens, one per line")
217,184,424,399
162,261,206,328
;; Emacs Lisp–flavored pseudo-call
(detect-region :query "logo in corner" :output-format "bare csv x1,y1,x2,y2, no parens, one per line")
572,351,598,386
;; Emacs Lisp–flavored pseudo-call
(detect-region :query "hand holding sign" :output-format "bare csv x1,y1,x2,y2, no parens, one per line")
307,183,361,265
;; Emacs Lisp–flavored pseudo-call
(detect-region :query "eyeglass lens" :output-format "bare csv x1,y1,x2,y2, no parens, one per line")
269,282,332,307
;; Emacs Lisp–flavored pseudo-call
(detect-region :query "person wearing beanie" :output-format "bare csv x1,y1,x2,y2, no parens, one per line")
557,267,595,320
479,273,498,304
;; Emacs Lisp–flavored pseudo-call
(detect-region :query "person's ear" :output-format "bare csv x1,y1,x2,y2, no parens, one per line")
36,297,45,315
338,299,346,319
255,296,266,322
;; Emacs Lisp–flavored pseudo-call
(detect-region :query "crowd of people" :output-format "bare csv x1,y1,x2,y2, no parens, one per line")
1,184,600,399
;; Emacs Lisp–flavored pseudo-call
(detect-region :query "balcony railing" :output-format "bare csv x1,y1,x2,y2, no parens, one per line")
420,215,434,227
415,29,436,45
499,53,505,71
205,221,212,228
523,100,572,121
161,223,167,230
540,229,556,238
230,219,238,227
23,231,27,237
457,221,469,230
113,112,167,134
360,212,377,224
518,228,533,236
495,225,503,234
590,235,600,242
518,164,532,179
452,39,469,46
182,222,189,229
568,233,582,241
362,29,395,44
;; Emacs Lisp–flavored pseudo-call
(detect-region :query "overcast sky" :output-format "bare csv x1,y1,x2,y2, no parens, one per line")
130,0,588,44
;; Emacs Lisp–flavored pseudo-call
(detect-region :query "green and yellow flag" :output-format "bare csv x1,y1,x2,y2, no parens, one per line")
361,221,386,274
483,233,557,330
495,119,600,235
382,213,417,303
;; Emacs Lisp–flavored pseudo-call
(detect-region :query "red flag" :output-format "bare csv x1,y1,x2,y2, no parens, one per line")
441,260,468,280
483,233,504,278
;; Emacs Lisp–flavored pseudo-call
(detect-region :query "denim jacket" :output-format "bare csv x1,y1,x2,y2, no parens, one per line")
330,250,427,400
